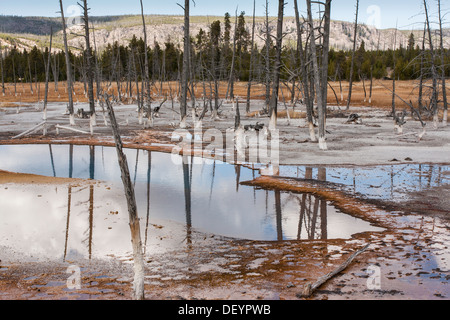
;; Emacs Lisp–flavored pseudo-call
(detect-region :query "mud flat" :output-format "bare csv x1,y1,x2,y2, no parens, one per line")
0,98,449,300
1,97,449,166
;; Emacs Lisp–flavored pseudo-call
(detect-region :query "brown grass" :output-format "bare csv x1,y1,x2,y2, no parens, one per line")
276,110,307,119
0,79,447,112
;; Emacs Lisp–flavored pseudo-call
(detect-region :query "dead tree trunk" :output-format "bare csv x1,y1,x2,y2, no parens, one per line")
269,0,285,130
35,61,39,101
438,0,448,126
418,22,426,112
321,1,332,127
59,0,75,125
131,47,142,113
80,0,96,125
51,53,59,93
104,95,145,300
91,21,101,102
264,0,271,111
209,22,221,120
294,0,316,141
369,65,373,104
180,0,190,128
28,55,34,94
306,0,328,150
226,9,238,102
423,0,439,128
43,29,53,134
391,25,398,118
189,42,196,111
246,0,256,114
12,54,17,97
346,0,359,110
140,0,151,116
321,0,331,111
0,48,5,96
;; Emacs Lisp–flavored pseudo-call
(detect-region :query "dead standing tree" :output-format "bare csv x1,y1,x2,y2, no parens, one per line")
246,0,257,114
391,23,398,121
0,48,5,96
140,0,152,122
321,0,332,132
268,0,285,130
423,0,439,128
346,0,359,110
43,28,53,135
418,22,427,112
293,0,316,142
178,0,192,129
50,48,59,93
437,0,448,126
226,9,239,102
306,0,332,150
208,20,222,120
59,0,75,125
79,0,96,126
263,0,272,112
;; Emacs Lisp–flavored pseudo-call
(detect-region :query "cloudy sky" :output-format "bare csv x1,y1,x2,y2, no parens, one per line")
0,0,448,30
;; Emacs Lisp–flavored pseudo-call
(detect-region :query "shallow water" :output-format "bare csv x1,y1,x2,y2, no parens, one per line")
279,163,450,202
0,144,386,261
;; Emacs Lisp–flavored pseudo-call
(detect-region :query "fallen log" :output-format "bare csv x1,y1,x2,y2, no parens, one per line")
12,121,46,140
55,125,91,135
297,243,371,298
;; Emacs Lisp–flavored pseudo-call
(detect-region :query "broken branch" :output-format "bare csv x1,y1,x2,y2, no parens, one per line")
297,243,371,299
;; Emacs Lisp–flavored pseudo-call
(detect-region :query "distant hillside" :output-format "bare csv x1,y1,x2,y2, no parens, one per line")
0,14,448,53
0,15,133,35
0,16,62,35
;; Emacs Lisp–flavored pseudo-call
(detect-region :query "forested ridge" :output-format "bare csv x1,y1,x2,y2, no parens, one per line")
1,12,448,86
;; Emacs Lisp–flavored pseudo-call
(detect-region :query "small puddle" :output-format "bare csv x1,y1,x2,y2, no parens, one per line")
0,144,385,261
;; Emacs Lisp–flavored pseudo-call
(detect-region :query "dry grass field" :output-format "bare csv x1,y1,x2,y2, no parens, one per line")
1,79,448,122
0,79,443,108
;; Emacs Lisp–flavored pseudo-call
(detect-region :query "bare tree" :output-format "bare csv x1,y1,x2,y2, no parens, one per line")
208,20,222,120
418,22,426,112
12,50,17,97
104,95,145,300
423,0,439,128
264,0,272,111
294,0,316,141
27,54,34,95
391,24,398,118
246,0,257,114
321,0,331,110
90,21,102,102
269,0,285,130
306,0,331,150
140,0,151,121
51,52,59,93
59,0,75,125
79,0,96,125
43,29,53,133
131,46,142,111
226,9,238,102
0,48,5,96
179,0,191,128
346,0,359,110
438,0,448,126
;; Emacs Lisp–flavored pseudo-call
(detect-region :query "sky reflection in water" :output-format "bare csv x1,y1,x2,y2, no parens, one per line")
0,144,386,260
